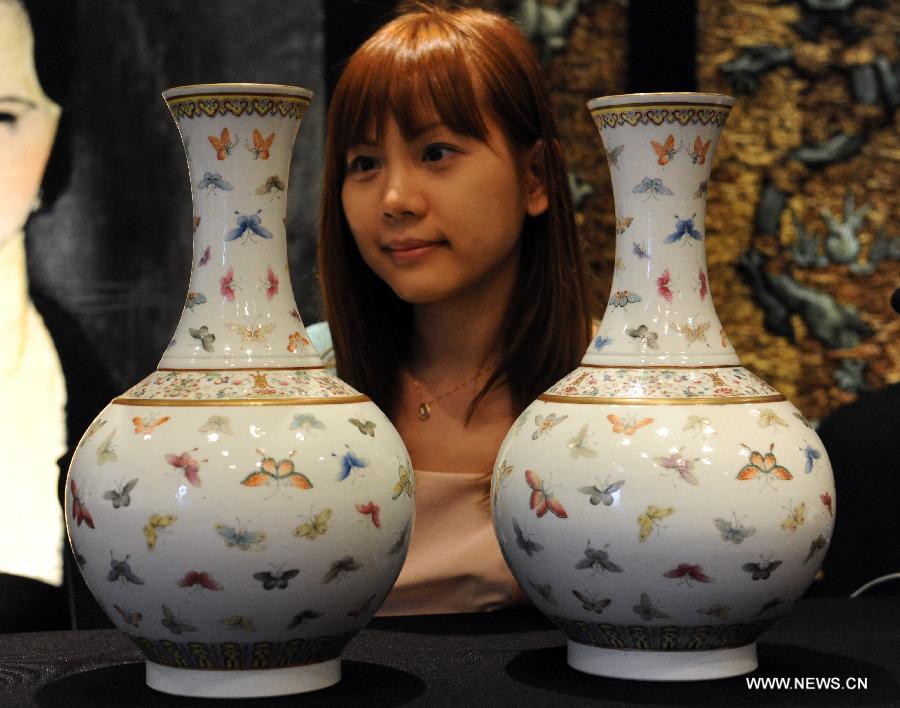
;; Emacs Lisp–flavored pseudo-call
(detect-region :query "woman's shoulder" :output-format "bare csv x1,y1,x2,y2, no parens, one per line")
306,321,336,371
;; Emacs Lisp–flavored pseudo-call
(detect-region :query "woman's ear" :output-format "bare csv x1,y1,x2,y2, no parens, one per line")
523,139,549,217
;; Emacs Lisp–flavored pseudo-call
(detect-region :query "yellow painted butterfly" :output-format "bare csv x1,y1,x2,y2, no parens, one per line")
294,508,332,540
392,463,413,500
781,501,806,531
637,505,674,542
143,513,177,550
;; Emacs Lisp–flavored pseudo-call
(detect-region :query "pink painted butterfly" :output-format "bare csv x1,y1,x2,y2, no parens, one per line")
164,449,205,487
663,563,711,584
177,570,223,590
264,266,278,300
698,269,708,300
820,491,833,517
525,469,568,519
198,245,211,267
70,479,95,528
355,501,381,529
656,268,673,302
208,127,236,160
654,449,699,485
220,267,237,301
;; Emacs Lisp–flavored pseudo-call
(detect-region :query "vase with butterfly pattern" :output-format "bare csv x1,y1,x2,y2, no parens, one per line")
64,84,414,698
491,93,835,681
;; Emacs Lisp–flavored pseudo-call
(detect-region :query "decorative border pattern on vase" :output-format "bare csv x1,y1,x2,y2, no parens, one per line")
551,616,776,651
166,94,311,121
545,367,781,400
591,104,731,130
120,369,363,401
131,632,354,669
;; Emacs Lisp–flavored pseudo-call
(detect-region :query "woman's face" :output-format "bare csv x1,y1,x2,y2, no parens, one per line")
0,1,60,243
341,109,547,306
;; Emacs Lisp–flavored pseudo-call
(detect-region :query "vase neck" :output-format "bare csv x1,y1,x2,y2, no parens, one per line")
585,97,739,367
157,87,321,370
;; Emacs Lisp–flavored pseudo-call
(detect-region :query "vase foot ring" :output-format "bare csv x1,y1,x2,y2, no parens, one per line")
567,640,757,681
145,658,341,698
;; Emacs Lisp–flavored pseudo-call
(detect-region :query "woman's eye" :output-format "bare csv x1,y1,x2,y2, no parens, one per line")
0,112,18,126
347,155,378,173
422,144,455,163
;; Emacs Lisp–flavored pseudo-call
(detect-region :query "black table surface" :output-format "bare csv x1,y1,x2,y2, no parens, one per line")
1,596,898,707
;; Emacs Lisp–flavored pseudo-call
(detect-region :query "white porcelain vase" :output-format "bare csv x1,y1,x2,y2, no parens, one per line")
492,92,835,681
65,83,414,698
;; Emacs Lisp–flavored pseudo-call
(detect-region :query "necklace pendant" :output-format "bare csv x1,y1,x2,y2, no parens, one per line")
417,402,431,421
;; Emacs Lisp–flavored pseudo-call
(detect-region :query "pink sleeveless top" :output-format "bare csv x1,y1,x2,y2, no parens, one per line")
377,467,528,616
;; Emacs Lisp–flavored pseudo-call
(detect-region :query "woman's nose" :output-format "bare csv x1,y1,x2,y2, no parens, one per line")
381,167,426,221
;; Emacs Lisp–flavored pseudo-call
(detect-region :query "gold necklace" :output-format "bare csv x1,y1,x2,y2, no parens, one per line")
408,365,487,421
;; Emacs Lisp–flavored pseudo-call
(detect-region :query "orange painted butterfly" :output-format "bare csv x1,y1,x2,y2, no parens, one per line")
247,129,275,159
606,414,654,435
689,136,711,165
525,469,568,519
133,415,171,435
650,134,681,165
70,479,95,529
736,443,793,483
208,127,236,160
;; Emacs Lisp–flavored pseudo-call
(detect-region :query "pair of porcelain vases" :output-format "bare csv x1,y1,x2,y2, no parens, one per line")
66,84,834,697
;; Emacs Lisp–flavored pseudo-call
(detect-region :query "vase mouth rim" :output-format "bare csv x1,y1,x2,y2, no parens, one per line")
162,83,314,101
587,92,735,109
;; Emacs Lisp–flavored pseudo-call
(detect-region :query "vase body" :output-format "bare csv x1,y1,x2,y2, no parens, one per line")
492,93,835,681
65,84,414,698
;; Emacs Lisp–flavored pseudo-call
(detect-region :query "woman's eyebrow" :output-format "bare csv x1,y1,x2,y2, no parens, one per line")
0,96,38,109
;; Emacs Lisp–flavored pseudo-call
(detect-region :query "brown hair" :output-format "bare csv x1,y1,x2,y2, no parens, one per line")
318,3,593,419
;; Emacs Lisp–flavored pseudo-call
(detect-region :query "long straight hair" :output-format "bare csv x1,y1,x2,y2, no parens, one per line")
318,4,593,419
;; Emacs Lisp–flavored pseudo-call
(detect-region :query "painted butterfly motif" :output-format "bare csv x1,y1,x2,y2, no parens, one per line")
133,415,170,435
198,242,209,265
698,604,730,620
633,592,670,620
335,448,368,481
664,214,703,244
656,268,674,302
242,451,312,491
572,590,611,614
695,179,708,199
737,443,793,485
219,267,238,302
390,521,411,555
632,176,673,199
698,268,708,300
626,324,659,349
161,604,197,634
81,417,107,444
165,449,205,487
684,415,715,437
220,615,256,632
287,609,323,630
143,513,176,550
650,134,681,165
287,331,310,352
196,172,233,194
185,291,207,310
592,334,614,351
393,463,413,499
192,215,202,234
493,460,513,506
689,135,711,164
781,501,806,531
525,469,568,519
245,129,275,159
528,581,557,605
349,418,376,436
356,501,381,528
226,210,273,242
654,449,700,485
348,593,378,619
632,241,651,260
263,266,279,300
103,478,138,508
609,290,642,308
638,505,674,542
96,430,118,465
675,321,711,344
567,424,598,459
291,413,326,434
758,409,788,429
606,143,624,168
800,443,822,473
208,127,236,159
615,215,633,234
575,542,622,573
513,518,543,557
294,508,332,540
199,415,233,435
256,175,286,197
108,554,143,584
607,414,654,436
226,322,276,343
578,479,624,506
743,559,782,581
714,516,756,544
323,556,362,583
113,604,142,628
532,413,568,440
820,491,833,517
254,568,300,590
70,480,95,528
188,325,215,352
804,535,828,564
215,522,266,551
663,563,711,584
793,411,814,429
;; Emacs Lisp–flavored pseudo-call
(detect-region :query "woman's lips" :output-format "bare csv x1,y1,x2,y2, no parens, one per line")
383,239,445,264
